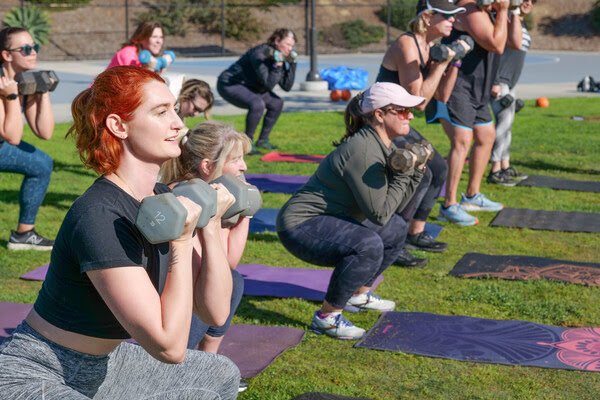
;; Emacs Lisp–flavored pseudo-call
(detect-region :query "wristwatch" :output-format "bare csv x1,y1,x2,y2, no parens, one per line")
3,93,18,101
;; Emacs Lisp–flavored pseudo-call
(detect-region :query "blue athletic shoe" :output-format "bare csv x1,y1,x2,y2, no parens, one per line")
460,193,504,212
437,203,478,226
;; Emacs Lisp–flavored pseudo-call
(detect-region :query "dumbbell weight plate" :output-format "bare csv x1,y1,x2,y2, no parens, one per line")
211,174,249,219
388,148,414,173
136,193,188,244
172,178,217,228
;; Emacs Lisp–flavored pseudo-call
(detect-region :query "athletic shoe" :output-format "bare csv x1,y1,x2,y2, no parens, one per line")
247,145,261,156
256,140,278,150
486,170,518,187
405,231,448,253
346,291,395,312
394,247,428,268
460,193,504,212
502,166,528,182
310,311,365,340
7,229,54,251
437,204,478,226
238,379,249,393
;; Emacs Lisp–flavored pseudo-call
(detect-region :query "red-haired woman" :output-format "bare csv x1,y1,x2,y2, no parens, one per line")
107,21,166,70
0,66,240,399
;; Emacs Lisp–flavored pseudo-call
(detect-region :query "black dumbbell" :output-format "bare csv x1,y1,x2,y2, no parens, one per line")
135,179,216,244
499,94,515,109
14,70,59,95
515,98,525,113
430,35,474,62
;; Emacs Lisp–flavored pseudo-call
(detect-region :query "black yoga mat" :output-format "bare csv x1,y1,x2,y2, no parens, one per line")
490,208,600,233
518,175,600,193
355,312,600,372
450,253,600,286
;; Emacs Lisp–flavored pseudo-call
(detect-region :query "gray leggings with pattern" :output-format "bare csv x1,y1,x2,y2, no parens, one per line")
0,321,240,399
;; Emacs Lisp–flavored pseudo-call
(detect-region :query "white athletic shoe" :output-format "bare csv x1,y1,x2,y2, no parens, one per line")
310,311,365,340
346,291,395,312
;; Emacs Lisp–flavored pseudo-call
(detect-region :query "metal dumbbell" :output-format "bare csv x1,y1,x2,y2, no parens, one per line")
135,179,216,244
387,148,416,173
211,174,262,227
405,142,433,165
431,35,474,62
14,70,59,95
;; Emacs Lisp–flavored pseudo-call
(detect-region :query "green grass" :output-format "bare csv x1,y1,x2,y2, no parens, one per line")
2,98,600,399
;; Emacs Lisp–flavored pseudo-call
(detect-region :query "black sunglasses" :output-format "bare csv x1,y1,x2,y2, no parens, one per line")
6,43,40,56
433,11,455,20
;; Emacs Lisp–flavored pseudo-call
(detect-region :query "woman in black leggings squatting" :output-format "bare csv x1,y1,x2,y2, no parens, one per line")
217,28,297,154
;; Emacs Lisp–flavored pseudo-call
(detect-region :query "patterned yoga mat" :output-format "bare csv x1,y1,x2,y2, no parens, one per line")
356,312,600,372
450,253,600,287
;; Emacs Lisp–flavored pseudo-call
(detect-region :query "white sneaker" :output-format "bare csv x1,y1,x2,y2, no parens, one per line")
310,311,365,340
346,292,395,312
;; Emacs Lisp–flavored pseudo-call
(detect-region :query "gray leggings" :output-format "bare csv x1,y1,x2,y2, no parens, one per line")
491,83,516,163
0,321,240,399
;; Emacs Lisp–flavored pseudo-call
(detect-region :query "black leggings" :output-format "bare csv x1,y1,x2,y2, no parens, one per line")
217,80,284,143
394,127,448,222
278,214,407,309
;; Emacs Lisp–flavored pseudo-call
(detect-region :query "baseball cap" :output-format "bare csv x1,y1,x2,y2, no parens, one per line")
416,0,466,15
360,82,425,113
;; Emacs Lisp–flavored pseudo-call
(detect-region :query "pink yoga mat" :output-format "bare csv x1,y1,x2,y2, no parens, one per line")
260,151,325,164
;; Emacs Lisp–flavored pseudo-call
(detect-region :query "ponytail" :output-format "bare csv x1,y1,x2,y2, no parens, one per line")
334,92,371,146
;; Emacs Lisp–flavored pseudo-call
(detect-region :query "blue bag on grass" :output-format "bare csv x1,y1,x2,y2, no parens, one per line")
320,66,368,90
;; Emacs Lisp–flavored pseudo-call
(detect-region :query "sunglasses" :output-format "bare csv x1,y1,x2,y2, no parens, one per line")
433,11,455,20
6,43,40,56
384,107,413,117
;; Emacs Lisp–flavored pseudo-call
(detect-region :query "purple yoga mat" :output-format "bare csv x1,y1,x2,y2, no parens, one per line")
0,302,33,343
356,312,600,372
218,324,304,378
20,264,48,281
237,264,383,302
245,173,310,194
0,303,302,379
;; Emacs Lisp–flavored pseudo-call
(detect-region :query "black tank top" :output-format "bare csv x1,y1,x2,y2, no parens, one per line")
376,32,430,84
444,17,499,104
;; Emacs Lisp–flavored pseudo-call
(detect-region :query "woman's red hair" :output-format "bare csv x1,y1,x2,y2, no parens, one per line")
67,66,165,175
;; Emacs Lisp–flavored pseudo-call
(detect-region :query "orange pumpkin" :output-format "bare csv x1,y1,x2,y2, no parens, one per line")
330,90,342,102
536,97,550,108
341,89,352,101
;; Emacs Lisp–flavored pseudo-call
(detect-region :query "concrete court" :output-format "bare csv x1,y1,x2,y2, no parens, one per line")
38,50,600,123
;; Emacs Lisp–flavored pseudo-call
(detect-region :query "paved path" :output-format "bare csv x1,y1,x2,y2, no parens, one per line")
39,51,600,123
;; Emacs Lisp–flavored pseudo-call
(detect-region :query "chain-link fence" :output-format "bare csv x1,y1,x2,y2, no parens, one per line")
0,0,416,61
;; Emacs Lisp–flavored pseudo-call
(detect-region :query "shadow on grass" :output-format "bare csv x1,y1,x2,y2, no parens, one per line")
53,161,97,178
0,190,79,210
515,159,600,176
249,233,280,242
236,296,307,328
